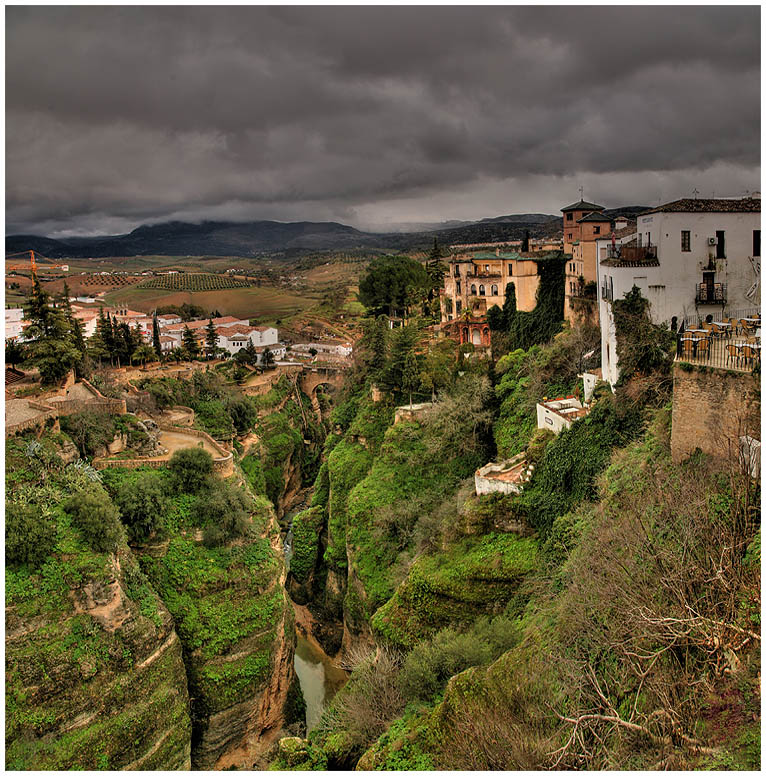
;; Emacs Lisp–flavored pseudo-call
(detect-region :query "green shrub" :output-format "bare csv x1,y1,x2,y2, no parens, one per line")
226,396,258,434
63,488,124,553
240,453,266,495
168,447,214,494
113,472,169,542
196,483,255,547
60,410,115,457
5,502,57,567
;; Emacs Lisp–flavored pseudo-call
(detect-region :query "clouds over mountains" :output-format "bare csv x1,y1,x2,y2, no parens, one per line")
6,6,760,236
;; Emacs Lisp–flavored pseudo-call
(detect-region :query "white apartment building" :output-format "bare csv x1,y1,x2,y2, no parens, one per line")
597,197,761,387
291,341,353,358
5,308,24,340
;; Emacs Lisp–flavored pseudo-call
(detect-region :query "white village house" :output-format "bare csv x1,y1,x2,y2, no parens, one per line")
597,196,761,387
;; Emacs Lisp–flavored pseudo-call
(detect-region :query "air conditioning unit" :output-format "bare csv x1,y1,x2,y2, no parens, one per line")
708,237,717,246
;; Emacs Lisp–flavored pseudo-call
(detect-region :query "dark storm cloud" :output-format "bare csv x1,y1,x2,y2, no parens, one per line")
5,5,760,235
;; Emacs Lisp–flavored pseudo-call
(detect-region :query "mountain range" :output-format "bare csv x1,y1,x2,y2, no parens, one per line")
6,208,646,259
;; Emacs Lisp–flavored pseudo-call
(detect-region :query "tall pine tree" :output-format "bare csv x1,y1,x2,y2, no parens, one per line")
204,319,219,360
182,325,200,360
23,276,81,385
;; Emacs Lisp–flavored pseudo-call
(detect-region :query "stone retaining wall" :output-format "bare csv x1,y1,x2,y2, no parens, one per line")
93,424,234,477
671,364,760,465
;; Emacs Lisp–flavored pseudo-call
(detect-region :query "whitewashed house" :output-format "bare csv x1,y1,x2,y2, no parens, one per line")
536,396,589,434
5,308,24,341
597,197,761,387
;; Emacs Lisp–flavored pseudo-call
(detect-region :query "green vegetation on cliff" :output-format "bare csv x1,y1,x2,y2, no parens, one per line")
5,435,192,771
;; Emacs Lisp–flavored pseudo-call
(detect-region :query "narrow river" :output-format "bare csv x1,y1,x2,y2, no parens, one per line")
293,632,348,732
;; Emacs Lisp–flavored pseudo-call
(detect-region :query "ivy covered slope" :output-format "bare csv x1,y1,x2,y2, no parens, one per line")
5,434,191,770
104,460,294,770
360,410,760,770
239,374,327,517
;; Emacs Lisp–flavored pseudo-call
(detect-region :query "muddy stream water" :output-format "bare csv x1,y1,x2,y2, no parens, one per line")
283,508,348,732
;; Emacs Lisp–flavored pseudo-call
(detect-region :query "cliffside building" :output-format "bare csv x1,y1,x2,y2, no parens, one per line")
597,196,761,386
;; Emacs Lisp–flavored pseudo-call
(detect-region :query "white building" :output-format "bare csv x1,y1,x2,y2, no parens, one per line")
5,308,24,340
597,197,761,387
291,341,353,359
215,325,279,355
536,396,589,434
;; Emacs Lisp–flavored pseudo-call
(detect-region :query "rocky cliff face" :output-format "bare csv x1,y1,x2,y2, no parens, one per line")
137,490,294,768
6,543,192,770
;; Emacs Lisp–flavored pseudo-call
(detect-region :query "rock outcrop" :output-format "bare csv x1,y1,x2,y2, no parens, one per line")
6,545,192,770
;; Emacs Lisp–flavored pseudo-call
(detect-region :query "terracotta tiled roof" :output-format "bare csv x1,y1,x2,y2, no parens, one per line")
596,224,637,241
641,197,761,215
162,316,242,332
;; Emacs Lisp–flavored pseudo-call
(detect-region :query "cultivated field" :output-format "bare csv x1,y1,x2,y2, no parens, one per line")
102,284,316,322
137,273,254,291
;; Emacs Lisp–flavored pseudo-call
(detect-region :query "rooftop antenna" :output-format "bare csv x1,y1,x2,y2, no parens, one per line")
578,185,584,200
692,188,700,199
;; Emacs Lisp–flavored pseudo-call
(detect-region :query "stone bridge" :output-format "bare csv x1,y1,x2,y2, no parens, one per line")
298,365,347,399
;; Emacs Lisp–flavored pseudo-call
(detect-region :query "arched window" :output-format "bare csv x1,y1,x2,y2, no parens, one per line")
508,265,513,276
456,300,462,314
482,327,490,346
479,284,485,296
462,327,469,343
470,284,477,295
491,284,498,296
472,329,481,346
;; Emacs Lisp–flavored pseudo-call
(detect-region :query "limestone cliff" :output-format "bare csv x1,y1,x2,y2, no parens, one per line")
137,489,295,768
6,520,192,769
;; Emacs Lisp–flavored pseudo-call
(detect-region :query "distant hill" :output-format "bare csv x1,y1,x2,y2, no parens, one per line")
5,208,644,259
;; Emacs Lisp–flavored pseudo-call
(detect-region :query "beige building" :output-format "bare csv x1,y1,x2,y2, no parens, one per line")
440,249,547,323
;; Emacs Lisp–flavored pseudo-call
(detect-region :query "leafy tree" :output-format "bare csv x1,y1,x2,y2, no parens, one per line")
64,488,124,553
182,325,200,360
87,328,109,366
113,472,169,542
262,347,275,368
6,502,57,567
204,319,219,359
60,410,116,457
196,483,255,547
5,339,27,368
243,341,259,365
168,446,214,494
132,343,156,367
402,348,420,409
358,255,430,316
227,395,258,434
381,323,420,394
419,339,455,401
424,373,494,462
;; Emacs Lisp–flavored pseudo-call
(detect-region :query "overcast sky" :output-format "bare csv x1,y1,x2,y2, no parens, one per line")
6,5,761,237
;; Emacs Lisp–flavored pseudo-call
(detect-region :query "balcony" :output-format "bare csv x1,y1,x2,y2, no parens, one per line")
696,283,727,304
605,244,658,263
601,282,613,301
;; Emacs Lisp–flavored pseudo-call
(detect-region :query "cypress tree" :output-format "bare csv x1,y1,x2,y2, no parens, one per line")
152,312,162,358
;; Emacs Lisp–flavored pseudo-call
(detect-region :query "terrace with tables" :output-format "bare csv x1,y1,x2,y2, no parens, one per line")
676,314,760,372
